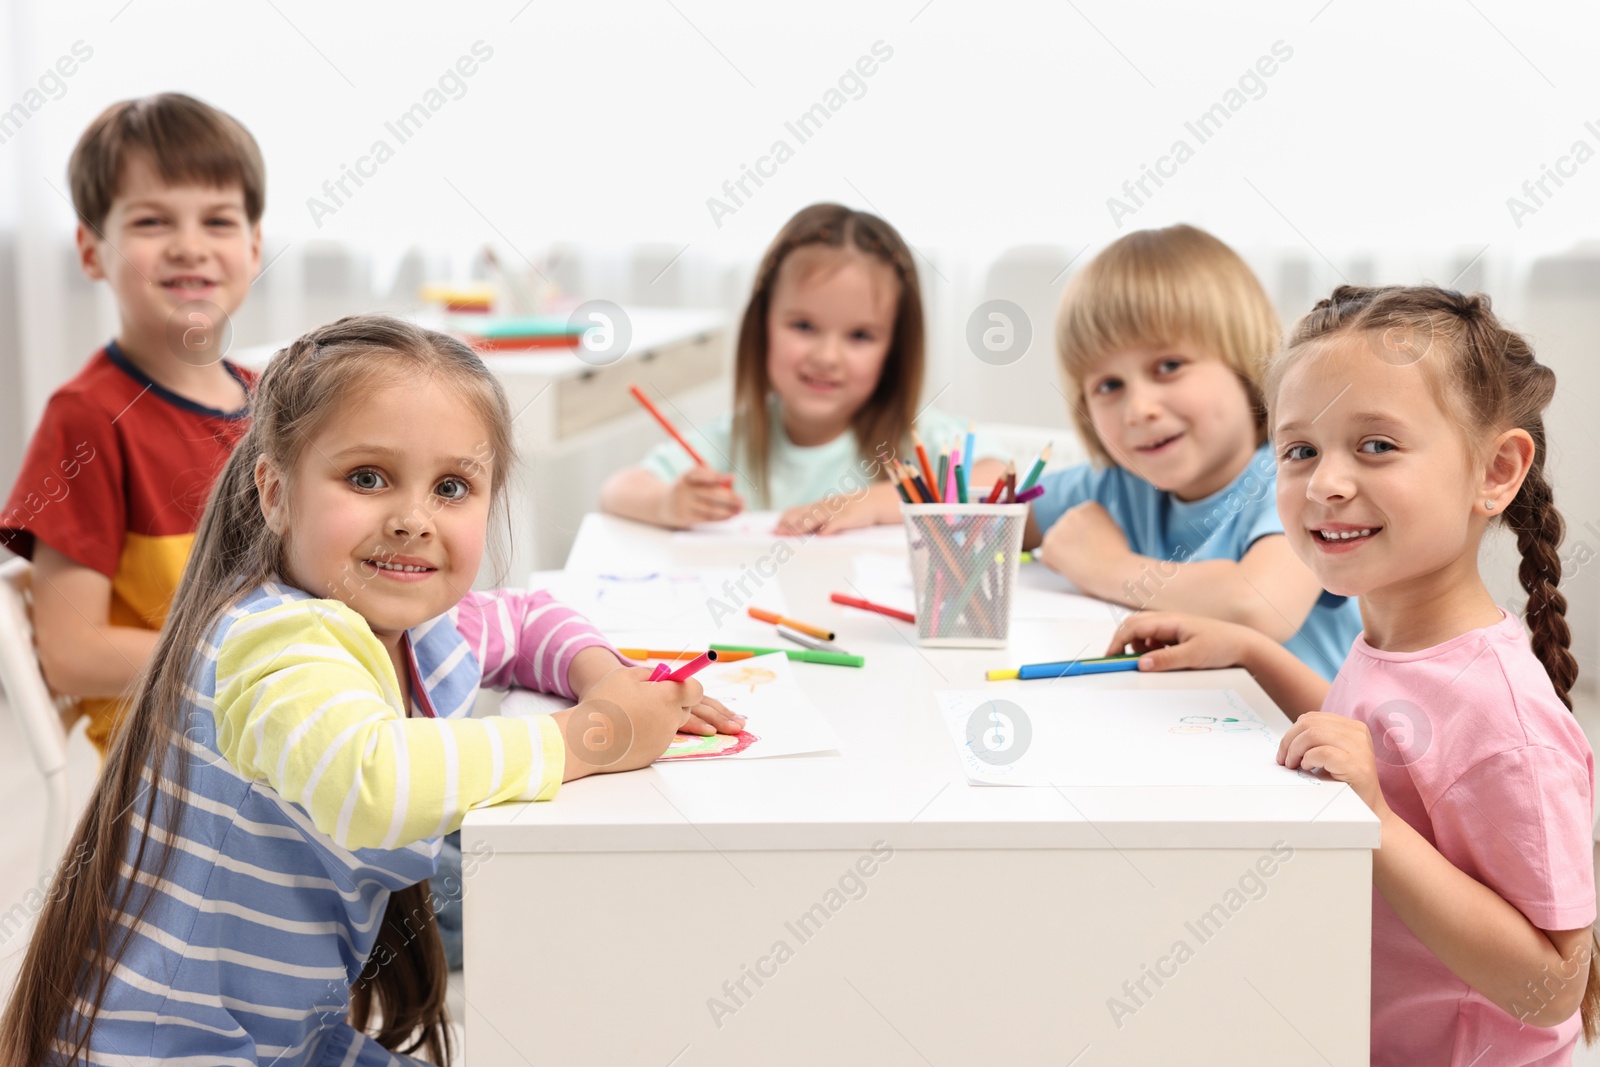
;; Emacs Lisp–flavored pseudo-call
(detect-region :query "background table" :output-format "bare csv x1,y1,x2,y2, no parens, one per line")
461,514,1379,1066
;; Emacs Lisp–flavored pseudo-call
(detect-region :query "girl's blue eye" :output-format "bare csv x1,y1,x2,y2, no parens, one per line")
1157,359,1184,375
435,477,470,500
349,469,386,491
1358,440,1396,455
1092,378,1122,396
1282,444,1316,462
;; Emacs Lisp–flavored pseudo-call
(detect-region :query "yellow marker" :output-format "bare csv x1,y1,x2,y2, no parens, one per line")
985,668,1021,681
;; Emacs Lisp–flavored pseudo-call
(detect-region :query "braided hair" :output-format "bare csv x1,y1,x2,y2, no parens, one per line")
1274,285,1595,1041
1278,285,1576,709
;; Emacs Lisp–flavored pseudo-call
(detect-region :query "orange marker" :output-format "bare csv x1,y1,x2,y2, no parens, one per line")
629,383,732,488
747,606,835,642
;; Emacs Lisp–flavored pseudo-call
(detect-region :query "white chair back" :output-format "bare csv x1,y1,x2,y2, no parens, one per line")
0,558,72,883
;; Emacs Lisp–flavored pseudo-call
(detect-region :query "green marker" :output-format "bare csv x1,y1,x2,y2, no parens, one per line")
709,644,864,668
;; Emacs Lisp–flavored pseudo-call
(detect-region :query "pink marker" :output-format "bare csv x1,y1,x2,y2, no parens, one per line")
647,663,673,681
663,650,718,682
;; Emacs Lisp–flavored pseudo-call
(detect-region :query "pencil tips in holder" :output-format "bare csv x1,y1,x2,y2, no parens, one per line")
901,502,1028,648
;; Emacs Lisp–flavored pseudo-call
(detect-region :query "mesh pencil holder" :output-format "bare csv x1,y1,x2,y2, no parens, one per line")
901,503,1028,647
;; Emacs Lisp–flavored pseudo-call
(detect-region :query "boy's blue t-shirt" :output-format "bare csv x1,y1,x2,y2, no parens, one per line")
1030,443,1361,681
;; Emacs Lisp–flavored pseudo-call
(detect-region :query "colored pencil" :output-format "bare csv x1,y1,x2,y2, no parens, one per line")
747,606,834,642
896,461,924,503
910,473,935,504
946,449,961,505
620,648,754,662
1004,465,1017,503
936,451,949,504
664,650,718,682
889,462,912,503
709,644,865,668
963,421,976,479
1019,443,1052,492
830,592,915,624
983,471,1006,505
912,430,941,503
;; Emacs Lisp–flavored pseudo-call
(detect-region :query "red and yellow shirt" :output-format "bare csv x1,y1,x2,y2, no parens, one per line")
0,341,254,751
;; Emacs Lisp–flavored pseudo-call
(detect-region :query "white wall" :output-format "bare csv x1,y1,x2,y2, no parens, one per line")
1,0,1597,675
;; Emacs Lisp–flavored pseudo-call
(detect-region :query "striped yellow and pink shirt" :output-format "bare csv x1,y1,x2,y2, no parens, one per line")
65,580,617,1065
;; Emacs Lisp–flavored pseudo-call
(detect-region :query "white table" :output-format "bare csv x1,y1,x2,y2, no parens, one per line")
461,515,1378,1066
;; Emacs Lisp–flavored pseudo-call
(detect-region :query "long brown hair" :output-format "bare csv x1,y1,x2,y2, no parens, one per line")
731,203,924,505
1,316,516,1066
1275,285,1598,1039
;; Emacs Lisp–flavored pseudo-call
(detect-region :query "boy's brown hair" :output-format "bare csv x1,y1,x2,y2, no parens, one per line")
69,92,265,232
1056,224,1280,467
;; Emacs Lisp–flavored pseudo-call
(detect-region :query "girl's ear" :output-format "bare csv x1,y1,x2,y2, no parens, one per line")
255,456,288,535
1479,427,1536,516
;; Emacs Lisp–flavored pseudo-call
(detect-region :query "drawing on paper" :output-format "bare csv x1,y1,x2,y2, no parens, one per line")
1168,712,1275,740
718,666,778,694
658,730,759,760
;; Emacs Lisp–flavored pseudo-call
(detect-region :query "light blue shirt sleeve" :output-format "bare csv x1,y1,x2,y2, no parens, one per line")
639,412,737,484
1231,447,1285,551
1028,462,1107,533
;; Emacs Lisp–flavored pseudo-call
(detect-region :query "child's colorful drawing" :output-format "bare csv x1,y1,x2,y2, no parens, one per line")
659,730,760,760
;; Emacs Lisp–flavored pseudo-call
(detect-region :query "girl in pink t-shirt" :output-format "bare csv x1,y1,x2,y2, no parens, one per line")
1108,285,1597,1065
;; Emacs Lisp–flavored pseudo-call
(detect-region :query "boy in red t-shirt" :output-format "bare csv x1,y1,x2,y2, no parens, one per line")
0,94,265,754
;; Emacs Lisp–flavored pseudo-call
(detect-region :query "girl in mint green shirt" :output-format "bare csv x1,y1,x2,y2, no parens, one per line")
602,203,1002,534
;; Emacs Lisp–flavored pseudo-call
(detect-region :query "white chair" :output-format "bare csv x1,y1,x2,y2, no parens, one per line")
0,558,71,883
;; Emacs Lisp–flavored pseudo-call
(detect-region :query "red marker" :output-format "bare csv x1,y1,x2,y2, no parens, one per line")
830,592,915,624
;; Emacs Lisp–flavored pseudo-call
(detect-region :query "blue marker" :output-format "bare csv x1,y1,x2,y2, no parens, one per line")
1016,657,1142,681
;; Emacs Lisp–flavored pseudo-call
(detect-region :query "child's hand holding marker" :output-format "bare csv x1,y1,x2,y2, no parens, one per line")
663,465,744,527
626,382,741,527
644,651,745,736
558,666,696,778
